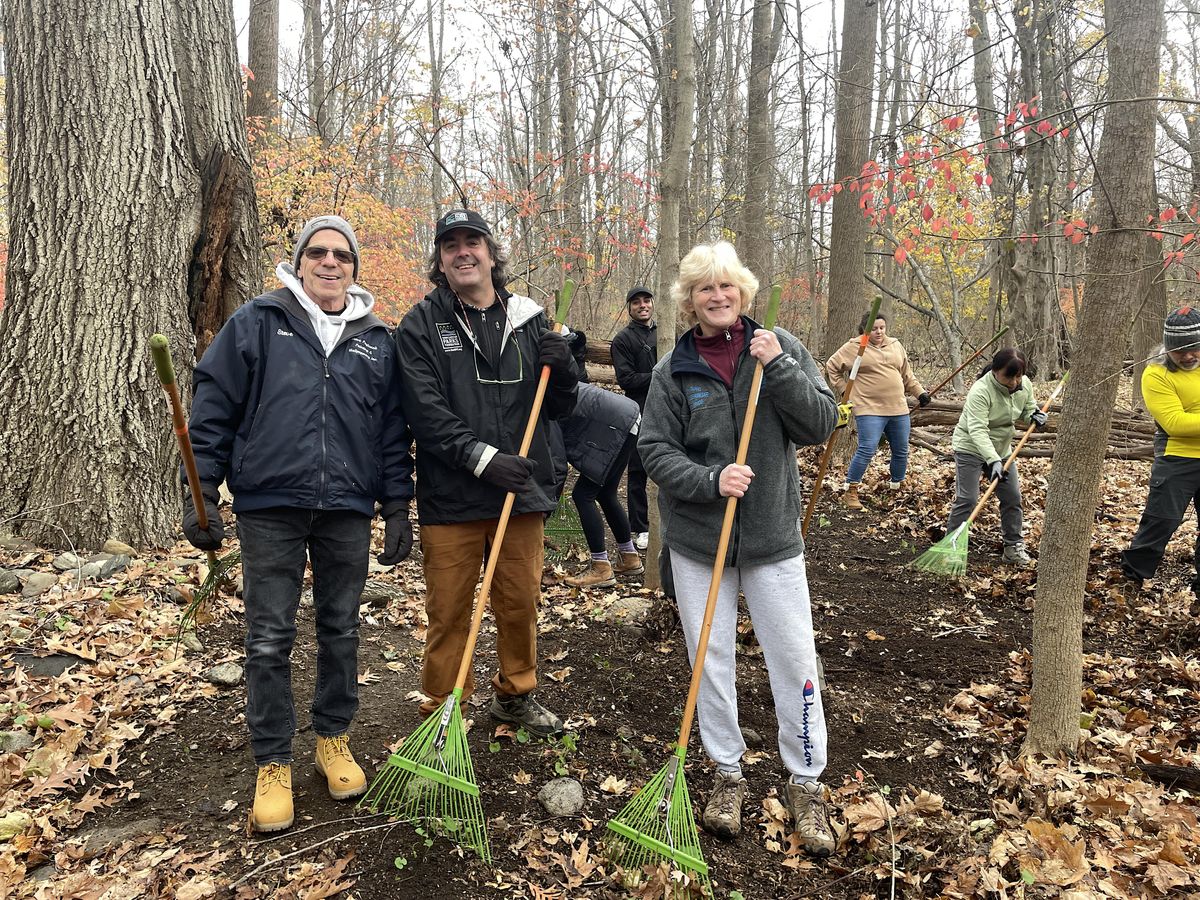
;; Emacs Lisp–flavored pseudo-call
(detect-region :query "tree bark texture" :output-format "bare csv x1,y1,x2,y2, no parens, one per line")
246,0,279,124
1024,0,1162,756
822,0,878,356
0,0,260,550
736,0,777,309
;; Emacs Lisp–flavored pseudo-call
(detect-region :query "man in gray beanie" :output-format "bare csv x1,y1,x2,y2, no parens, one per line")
183,215,414,832
1121,306,1200,607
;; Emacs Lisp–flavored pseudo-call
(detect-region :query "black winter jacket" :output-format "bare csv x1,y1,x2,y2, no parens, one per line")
397,286,578,525
189,288,414,516
561,383,640,485
611,320,657,408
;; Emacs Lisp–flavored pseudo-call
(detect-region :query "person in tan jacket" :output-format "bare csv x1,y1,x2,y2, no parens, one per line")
825,313,930,509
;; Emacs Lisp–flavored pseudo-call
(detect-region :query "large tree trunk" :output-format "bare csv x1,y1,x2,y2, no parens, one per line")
0,0,260,551
246,0,279,124
736,0,777,309
822,0,878,354
1024,0,1162,756
645,0,695,591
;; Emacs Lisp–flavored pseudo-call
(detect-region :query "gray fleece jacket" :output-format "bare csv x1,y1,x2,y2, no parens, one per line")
638,319,837,567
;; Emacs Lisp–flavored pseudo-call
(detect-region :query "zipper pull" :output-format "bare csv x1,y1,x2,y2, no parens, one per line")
724,329,732,342
323,358,330,378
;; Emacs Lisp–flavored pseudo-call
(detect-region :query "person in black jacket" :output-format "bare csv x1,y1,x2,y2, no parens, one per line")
397,208,578,739
184,215,415,833
611,286,656,549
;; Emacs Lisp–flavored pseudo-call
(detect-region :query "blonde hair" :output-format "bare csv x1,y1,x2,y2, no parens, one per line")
671,241,760,329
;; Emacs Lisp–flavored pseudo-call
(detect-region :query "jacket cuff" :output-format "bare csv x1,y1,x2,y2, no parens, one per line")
469,442,500,477
380,499,409,518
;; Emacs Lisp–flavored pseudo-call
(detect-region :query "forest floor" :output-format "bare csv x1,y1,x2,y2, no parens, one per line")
2,447,1200,899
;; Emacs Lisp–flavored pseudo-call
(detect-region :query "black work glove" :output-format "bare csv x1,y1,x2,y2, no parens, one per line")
182,482,224,551
983,460,1007,483
1030,410,1048,431
538,331,575,385
481,452,536,493
918,392,932,408
377,500,413,565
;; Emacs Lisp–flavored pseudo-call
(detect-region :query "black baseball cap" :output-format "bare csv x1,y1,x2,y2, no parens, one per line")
435,208,492,242
625,286,654,304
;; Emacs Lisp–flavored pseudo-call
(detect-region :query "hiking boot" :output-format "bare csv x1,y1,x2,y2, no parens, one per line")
314,734,367,799
887,480,903,491
702,771,746,839
1002,542,1032,566
783,780,835,857
565,560,616,588
634,532,649,551
490,692,565,738
612,551,645,576
541,566,559,587
842,484,863,511
252,762,294,832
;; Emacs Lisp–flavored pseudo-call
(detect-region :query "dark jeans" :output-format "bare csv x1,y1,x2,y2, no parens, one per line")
237,508,371,765
847,414,910,483
573,433,636,553
626,443,649,533
1121,455,1200,593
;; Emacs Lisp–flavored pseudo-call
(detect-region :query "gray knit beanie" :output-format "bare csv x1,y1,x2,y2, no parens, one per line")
293,215,360,280
1163,305,1200,352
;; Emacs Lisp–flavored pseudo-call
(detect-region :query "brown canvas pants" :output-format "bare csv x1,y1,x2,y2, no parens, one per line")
418,512,544,716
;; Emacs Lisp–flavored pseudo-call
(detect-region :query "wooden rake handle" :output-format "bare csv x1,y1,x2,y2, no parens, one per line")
800,295,882,538
451,281,576,693
923,326,1009,402
150,334,219,571
959,372,1070,530
675,285,782,750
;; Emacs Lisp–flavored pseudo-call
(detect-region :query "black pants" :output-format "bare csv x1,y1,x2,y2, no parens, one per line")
1121,455,1200,594
626,443,649,534
573,434,636,553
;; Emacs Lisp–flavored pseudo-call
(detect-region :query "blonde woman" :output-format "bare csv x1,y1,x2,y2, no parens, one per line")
638,241,839,857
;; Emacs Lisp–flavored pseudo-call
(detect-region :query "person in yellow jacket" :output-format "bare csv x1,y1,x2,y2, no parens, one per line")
825,313,929,509
946,348,1045,565
1121,307,1200,597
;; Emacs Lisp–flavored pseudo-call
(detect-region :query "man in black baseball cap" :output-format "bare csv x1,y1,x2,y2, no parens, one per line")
611,285,656,550
395,208,578,738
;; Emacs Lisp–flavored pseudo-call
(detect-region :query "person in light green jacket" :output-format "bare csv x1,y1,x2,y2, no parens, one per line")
946,348,1046,565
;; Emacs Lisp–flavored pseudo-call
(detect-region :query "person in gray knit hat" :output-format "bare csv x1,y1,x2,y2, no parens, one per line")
183,214,414,832
1121,306,1200,607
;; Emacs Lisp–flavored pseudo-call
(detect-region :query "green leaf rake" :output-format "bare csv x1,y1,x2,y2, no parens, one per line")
358,281,576,863
604,285,783,897
910,372,1069,577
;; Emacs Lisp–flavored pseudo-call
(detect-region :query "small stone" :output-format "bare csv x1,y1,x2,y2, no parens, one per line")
120,675,144,691
179,632,204,653
98,555,130,578
601,595,655,624
8,626,31,643
205,662,243,687
87,552,115,564
52,552,86,572
79,563,103,580
740,727,764,748
0,536,35,552
101,539,137,556
0,730,35,754
0,571,19,595
361,580,402,608
537,777,584,817
28,863,56,882
21,572,59,598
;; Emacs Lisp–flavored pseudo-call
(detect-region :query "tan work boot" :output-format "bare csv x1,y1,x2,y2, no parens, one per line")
252,762,294,832
564,560,616,588
612,551,645,576
702,771,747,839
784,781,835,857
314,734,367,800
842,484,863,510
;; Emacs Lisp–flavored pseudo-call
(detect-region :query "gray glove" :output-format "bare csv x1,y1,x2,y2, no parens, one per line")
481,452,536,493
377,500,413,565
984,460,1007,483
1030,410,1048,430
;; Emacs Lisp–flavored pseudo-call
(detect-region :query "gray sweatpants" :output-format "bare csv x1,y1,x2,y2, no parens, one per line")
946,451,1024,545
670,551,827,782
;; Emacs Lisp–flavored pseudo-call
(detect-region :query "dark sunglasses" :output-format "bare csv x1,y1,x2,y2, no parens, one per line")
302,245,356,265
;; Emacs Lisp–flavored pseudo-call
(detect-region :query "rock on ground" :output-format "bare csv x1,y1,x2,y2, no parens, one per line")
21,572,59,598
204,662,244,687
537,777,584,817
0,571,20,595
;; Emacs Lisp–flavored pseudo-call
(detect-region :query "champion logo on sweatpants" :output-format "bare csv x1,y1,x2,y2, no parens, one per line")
800,678,815,767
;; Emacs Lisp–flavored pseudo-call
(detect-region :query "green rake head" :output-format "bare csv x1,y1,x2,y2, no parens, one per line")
605,749,712,898
359,690,492,864
910,523,970,578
